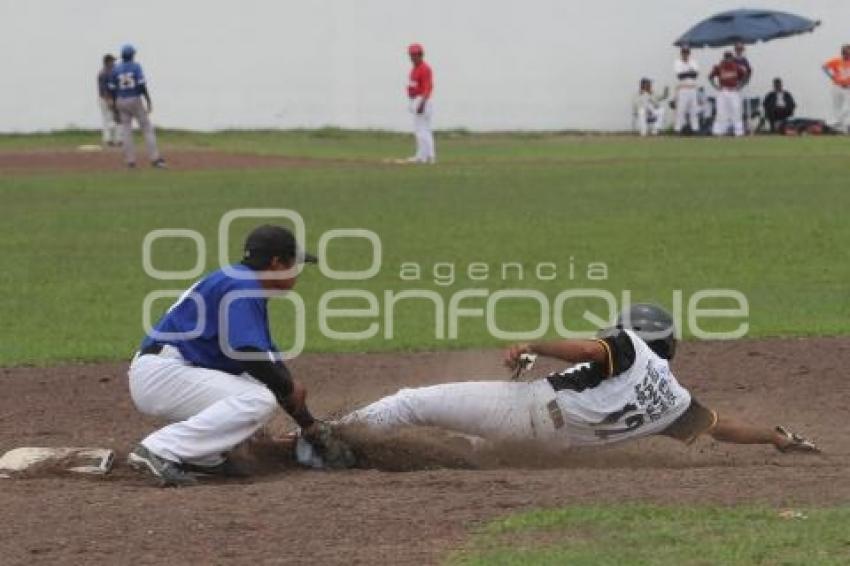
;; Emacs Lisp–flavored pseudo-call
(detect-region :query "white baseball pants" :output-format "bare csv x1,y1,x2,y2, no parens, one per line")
636,107,665,136
410,97,435,163
128,346,278,466
674,87,699,133
832,85,850,133
98,98,119,145
116,96,161,165
341,380,568,446
739,87,752,133
713,89,744,137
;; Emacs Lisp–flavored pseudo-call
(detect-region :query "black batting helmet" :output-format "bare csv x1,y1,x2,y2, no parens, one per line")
615,303,677,360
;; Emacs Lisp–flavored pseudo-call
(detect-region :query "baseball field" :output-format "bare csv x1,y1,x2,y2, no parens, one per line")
1,131,849,564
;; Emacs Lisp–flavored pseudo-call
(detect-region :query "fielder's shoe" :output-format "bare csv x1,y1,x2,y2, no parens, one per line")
182,458,249,479
127,444,197,487
775,426,820,454
126,162,136,169
151,158,167,169
390,156,419,164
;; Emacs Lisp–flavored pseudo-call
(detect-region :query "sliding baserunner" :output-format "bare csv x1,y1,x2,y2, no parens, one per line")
297,304,818,467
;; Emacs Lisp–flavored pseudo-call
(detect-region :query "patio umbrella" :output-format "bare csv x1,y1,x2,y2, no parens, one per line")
674,8,820,48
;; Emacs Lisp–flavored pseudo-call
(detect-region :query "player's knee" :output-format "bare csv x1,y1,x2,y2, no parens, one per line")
392,387,420,406
241,386,278,422
387,388,423,419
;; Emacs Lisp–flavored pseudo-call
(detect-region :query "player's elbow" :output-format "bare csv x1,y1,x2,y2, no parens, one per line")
573,340,608,365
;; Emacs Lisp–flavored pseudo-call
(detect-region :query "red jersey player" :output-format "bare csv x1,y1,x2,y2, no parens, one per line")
709,51,747,137
405,43,435,163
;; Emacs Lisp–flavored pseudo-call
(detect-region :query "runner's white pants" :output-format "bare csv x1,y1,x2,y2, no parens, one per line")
98,98,119,145
674,87,699,132
128,346,277,466
341,380,568,446
832,85,850,132
410,97,435,162
713,89,744,137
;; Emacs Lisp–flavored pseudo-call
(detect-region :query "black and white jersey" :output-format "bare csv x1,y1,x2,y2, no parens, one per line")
544,329,691,446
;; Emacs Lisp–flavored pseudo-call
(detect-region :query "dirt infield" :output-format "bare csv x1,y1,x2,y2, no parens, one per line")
1,337,847,565
0,149,332,174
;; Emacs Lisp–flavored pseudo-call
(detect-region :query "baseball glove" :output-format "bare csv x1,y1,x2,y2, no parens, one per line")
511,352,537,380
303,421,356,469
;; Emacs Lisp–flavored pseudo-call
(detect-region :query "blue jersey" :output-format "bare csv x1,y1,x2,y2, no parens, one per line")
141,264,279,374
108,61,147,98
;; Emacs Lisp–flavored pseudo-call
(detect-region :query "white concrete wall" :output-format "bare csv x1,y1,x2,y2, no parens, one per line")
0,0,846,132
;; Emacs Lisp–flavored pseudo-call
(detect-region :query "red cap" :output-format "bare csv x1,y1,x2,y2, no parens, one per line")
408,43,424,55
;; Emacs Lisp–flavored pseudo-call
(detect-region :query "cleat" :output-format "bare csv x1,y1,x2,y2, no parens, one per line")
151,158,167,169
390,156,419,164
775,426,820,454
182,458,249,479
126,162,136,169
127,444,197,487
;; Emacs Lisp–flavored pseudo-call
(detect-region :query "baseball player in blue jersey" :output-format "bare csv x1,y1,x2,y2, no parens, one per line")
107,44,165,169
127,225,354,486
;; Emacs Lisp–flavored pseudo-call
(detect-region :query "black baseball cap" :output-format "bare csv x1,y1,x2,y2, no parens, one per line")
242,224,317,266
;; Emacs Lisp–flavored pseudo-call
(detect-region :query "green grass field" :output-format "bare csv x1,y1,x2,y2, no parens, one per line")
1,131,849,365
2,130,849,562
451,504,850,565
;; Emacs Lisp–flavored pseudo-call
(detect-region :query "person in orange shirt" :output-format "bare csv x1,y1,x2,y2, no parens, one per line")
405,43,435,164
822,44,850,133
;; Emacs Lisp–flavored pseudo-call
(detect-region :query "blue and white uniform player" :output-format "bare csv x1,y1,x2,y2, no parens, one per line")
128,225,353,486
107,44,165,169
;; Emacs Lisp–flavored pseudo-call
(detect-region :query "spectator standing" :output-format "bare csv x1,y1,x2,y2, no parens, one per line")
733,42,753,131
822,45,850,133
709,51,747,137
673,46,700,134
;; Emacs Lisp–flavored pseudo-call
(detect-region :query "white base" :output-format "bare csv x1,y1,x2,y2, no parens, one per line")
0,447,115,476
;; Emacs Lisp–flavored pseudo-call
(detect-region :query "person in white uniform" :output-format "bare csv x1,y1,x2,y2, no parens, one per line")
673,46,700,134
633,78,669,136
733,42,753,132
96,54,120,146
297,304,818,466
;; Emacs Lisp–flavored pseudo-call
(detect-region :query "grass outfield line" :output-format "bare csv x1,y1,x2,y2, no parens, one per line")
450,504,850,565
1,131,848,365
